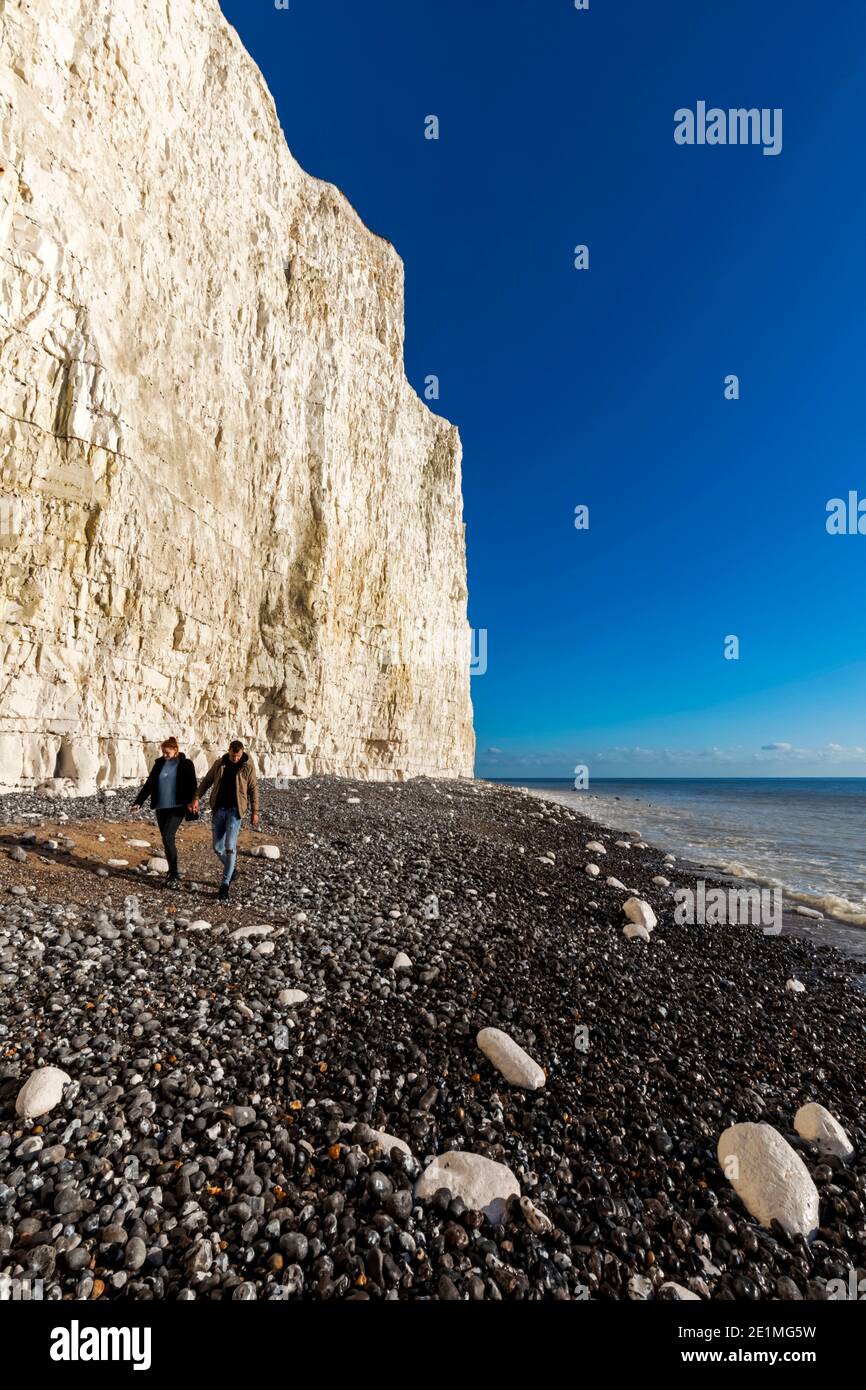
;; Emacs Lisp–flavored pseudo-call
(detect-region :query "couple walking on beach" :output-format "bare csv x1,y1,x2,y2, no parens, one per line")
132,738,260,902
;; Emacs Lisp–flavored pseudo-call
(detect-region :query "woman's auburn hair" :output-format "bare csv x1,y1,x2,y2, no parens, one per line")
160,737,180,752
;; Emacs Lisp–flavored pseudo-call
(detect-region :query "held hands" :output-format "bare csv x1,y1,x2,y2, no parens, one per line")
251,813,260,829
189,800,199,814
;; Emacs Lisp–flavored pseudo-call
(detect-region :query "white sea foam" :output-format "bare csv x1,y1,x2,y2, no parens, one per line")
515,781,866,930
717,860,866,927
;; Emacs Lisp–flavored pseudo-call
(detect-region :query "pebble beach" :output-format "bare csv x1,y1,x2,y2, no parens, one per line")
1,776,865,1302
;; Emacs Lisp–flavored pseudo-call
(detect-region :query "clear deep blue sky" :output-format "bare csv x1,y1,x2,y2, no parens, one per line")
220,0,866,778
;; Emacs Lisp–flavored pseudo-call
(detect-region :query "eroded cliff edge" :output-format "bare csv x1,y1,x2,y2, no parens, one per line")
0,0,474,790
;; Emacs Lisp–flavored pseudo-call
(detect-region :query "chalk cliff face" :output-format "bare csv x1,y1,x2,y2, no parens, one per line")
0,0,474,791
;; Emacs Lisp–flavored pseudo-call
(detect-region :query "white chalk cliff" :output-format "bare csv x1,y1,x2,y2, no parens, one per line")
0,0,474,791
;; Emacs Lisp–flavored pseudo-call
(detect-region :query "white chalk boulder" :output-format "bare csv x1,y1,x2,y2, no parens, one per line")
147,856,169,874
416,1151,519,1224
585,841,606,855
624,924,651,942
660,1282,701,1301
256,845,281,860
393,952,412,972
786,979,806,993
585,863,600,878
16,1066,71,1119
278,989,309,1006
606,877,627,890
230,924,274,941
717,1122,820,1239
477,1026,545,1090
340,1124,411,1156
794,1103,854,1162
623,897,657,931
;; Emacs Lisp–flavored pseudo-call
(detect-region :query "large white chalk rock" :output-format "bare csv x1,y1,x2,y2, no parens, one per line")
623,898,657,931
416,1151,519,1224
16,1066,71,1119
717,1123,820,1239
623,924,651,942
794,1104,854,1162
230,924,274,941
277,989,309,1006
0,0,473,793
476,1027,545,1090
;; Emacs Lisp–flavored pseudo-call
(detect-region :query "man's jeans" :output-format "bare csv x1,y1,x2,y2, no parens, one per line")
212,806,242,886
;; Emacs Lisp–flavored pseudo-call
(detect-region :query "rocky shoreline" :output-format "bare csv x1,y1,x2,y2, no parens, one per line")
1,777,864,1301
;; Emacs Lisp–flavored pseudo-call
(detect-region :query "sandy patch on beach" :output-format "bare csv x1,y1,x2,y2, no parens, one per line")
0,818,292,920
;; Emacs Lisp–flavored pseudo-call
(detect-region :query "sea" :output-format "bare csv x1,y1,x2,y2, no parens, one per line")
494,777,866,952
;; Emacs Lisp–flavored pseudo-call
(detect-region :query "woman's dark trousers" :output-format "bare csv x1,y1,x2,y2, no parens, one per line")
156,808,185,878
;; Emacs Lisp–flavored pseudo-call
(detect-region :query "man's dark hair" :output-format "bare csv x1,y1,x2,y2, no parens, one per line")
229,739,245,753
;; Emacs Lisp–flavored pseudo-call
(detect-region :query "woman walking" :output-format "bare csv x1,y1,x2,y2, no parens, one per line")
132,737,198,884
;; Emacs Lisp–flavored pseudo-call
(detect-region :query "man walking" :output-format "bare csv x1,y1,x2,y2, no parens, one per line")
191,740,260,902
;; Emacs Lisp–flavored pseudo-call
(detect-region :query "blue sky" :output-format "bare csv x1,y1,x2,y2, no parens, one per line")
220,0,866,778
